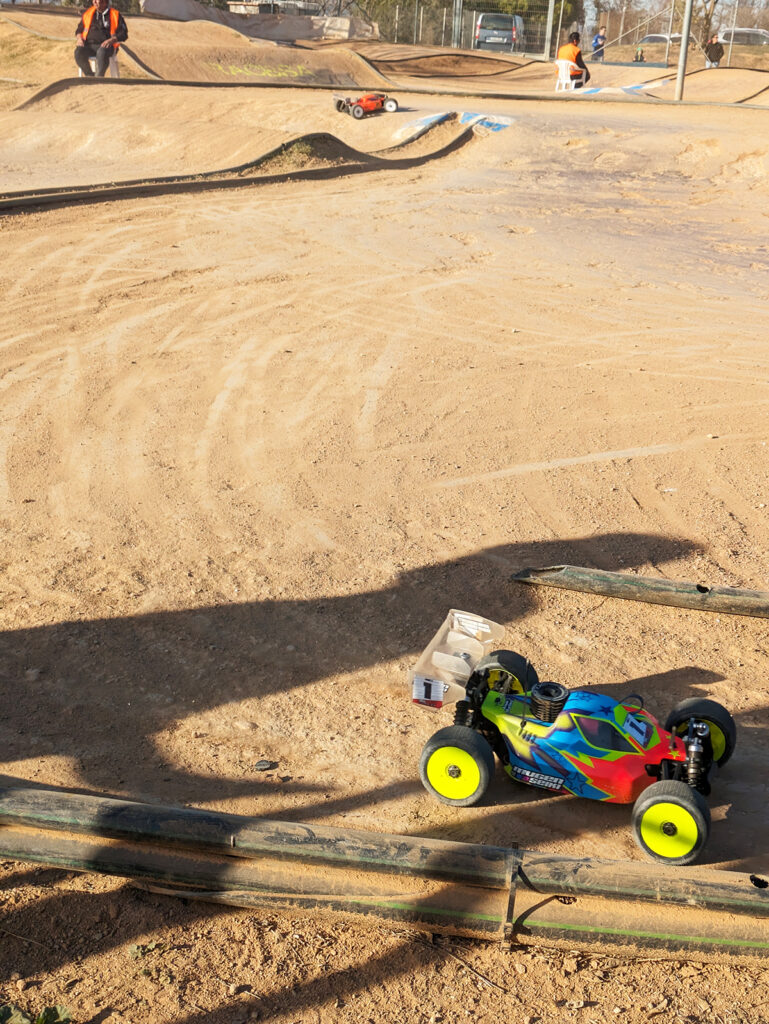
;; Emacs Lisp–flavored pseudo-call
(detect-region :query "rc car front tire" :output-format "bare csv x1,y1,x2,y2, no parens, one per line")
383,97,398,112
351,104,365,119
474,650,539,695
334,99,346,112
664,698,736,767
419,726,495,807
632,780,711,866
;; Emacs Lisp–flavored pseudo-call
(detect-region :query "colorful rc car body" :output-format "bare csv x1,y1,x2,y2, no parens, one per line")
410,610,737,866
333,92,399,118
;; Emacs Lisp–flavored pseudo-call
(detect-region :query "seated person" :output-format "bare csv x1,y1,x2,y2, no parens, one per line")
557,32,591,88
74,0,128,78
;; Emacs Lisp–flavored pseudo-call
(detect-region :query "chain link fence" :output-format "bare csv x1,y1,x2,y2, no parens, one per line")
358,0,557,56
356,0,769,63
585,0,769,66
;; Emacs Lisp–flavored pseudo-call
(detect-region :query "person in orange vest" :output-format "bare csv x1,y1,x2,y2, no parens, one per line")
74,0,128,78
557,31,591,88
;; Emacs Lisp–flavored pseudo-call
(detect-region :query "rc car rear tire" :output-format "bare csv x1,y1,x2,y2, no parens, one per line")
334,99,346,112
632,780,711,866
383,97,398,112
419,726,495,807
351,104,365,119
664,698,736,767
474,650,539,695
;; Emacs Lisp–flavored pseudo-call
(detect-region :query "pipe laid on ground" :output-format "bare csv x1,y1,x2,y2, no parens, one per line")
0,786,514,888
513,564,769,618
2,785,769,954
0,124,477,214
519,850,769,919
0,824,509,940
2,786,767,920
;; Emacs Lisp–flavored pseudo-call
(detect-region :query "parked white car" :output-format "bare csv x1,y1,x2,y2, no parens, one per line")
719,27,769,45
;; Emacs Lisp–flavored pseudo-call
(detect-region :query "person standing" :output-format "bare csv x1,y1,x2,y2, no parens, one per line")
558,31,591,87
74,0,128,78
592,25,607,62
704,34,724,68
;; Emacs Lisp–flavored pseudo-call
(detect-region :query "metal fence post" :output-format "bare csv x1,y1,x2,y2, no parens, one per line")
413,0,419,44
543,0,556,58
554,0,565,54
442,6,447,46
395,3,399,43
664,0,675,64
674,0,694,99
726,0,738,65
452,0,463,48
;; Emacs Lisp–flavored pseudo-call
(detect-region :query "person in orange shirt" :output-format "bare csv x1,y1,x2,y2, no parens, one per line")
557,31,591,88
74,0,128,78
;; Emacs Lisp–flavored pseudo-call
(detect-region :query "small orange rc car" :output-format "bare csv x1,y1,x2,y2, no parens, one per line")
333,92,399,119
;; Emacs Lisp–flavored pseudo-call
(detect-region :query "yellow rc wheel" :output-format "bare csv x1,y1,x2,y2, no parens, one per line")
664,698,736,767
419,726,495,807
632,780,710,866
475,650,538,696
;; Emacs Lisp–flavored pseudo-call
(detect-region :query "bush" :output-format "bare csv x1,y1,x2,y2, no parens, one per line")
0,1007,72,1024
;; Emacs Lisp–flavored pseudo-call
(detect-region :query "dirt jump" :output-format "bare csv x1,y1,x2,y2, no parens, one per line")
1,4,769,1023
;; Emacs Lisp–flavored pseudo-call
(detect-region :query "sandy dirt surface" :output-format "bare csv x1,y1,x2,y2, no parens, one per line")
5,8,769,101
2,8,769,1024
0,9,386,89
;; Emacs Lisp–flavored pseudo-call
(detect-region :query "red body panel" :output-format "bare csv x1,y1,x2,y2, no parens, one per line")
560,710,688,803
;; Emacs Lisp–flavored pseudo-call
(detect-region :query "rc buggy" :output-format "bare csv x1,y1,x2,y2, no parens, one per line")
411,611,737,866
333,92,399,118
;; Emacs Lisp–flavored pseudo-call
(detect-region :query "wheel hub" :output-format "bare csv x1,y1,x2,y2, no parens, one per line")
447,765,461,778
662,821,678,837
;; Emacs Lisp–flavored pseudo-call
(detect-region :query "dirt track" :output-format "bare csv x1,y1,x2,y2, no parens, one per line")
2,7,769,1024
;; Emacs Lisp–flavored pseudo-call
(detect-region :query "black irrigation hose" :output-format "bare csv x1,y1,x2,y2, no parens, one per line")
0,130,400,198
0,123,476,213
18,72,769,114
13,75,394,111
120,43,163,80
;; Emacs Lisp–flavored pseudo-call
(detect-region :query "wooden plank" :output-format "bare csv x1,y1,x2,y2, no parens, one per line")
513,564,769,618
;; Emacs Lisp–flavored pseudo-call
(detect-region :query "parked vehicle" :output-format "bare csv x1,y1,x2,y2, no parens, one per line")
720,27,769,45
473,12,525,52
633,33,696,45
411,611,737,866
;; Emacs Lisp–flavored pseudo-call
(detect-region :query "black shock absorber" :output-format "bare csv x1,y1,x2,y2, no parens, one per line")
685,721,711,794
454,700,470,727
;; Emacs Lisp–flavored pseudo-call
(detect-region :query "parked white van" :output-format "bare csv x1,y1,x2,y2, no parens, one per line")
719,28,769,45
473,13,525,52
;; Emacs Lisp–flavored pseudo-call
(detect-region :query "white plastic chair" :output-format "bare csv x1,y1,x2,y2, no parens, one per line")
555,58,585,91
78,53,120,78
